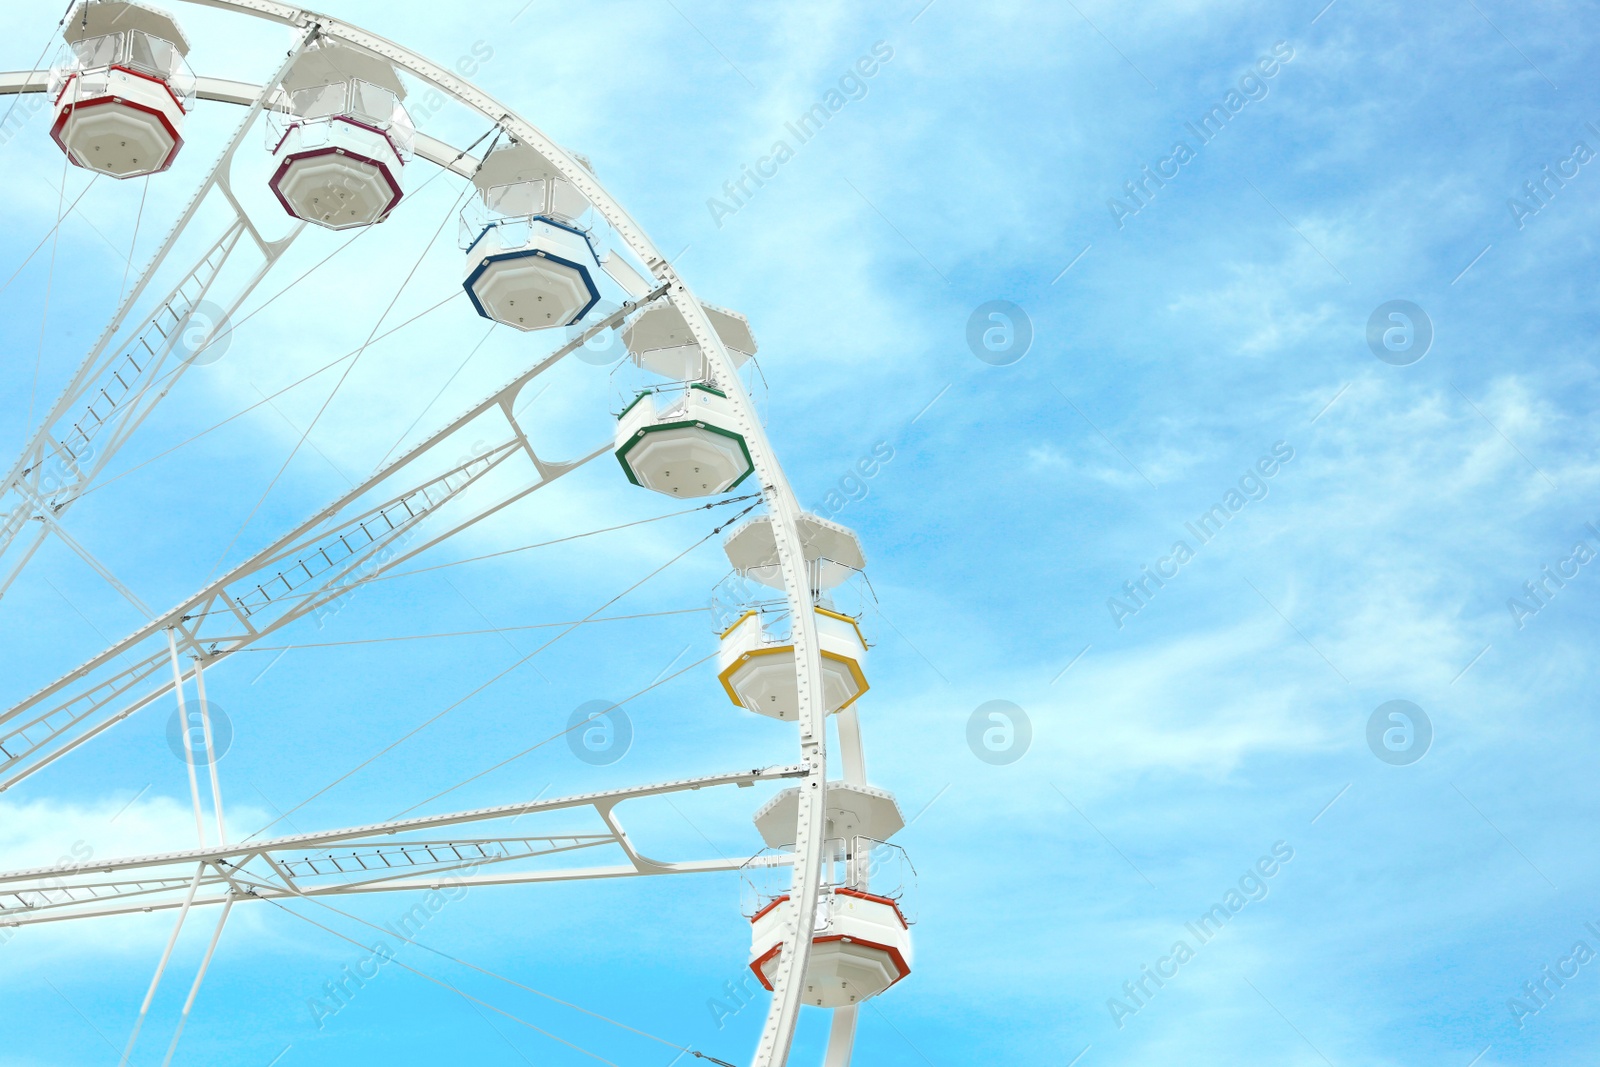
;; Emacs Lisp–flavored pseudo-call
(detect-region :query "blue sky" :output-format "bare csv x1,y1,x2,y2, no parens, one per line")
0,0,1598,1064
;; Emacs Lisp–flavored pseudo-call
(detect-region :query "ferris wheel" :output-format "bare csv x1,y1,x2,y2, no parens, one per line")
0,3,915,1064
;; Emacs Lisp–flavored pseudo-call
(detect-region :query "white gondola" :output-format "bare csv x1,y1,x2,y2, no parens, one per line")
752,781,905,850
749,889,913,1008
49,1,194,178
462,142,603,330
268,41,413,229
747,783,913,1008
718,607,868,720
724,512,865,592
623,301,757,381
614,384,753,497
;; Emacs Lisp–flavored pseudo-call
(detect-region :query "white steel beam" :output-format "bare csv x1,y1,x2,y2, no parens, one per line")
0,766,804,928
0,292,664,792
0,37,314,602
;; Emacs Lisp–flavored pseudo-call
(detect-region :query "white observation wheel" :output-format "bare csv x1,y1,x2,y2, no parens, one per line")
0,2,913,1065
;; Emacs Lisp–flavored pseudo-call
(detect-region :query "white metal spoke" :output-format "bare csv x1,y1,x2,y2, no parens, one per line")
166,628,207,848
117,863,205,1067
0,447,525,787
0,292,661,791
822,1007,859,1067
158,895,233,1067
193,654,226,844
0,766,803,929
0,35,315,601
